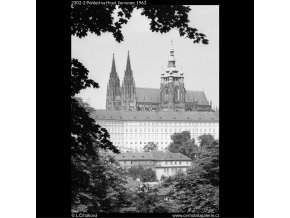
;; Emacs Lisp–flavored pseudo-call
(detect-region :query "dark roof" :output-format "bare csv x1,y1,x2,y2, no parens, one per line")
92,110,219,122
135,87,208,105
111,151,192,161
136,87,160,103
185,90,209,104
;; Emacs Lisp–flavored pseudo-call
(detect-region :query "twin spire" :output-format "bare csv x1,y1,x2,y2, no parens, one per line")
110,51,132,76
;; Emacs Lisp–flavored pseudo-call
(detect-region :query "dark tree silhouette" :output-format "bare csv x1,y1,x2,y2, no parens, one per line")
71,5,209,44
71,61,121,212
172,141,219,213
167,131,199,159
198,133,215,150
127,165,156,182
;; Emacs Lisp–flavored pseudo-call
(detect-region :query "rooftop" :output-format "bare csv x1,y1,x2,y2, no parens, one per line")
110,150,192,161
92,110,219,122
136,87,209,104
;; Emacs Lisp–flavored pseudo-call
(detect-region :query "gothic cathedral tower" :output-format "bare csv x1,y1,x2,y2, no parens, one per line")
121,51,137,111
106,54,121,110
160,41,185,111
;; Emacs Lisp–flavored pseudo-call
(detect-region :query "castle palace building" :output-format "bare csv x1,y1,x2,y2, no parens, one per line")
106,41,213,112
93,110,219,152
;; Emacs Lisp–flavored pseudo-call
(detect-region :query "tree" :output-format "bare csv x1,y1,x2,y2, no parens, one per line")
71,5,209,44
127,165,156,182
198,134,215,150
127,165,144,180
143,142,158,152
160,175,167,181
172,141,219,213
71,59,123,212
127,184,159,213
167,131,198,159
141,168,157,182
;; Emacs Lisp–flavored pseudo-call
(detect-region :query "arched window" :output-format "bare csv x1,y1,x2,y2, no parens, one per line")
173,87,178,103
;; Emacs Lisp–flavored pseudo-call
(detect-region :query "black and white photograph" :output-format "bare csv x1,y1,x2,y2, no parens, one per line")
71,3,219,216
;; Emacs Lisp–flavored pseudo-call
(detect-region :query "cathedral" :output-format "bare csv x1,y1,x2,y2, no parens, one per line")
106,41,213,112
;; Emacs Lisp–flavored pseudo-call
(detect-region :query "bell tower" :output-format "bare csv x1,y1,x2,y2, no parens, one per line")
160,41,185,111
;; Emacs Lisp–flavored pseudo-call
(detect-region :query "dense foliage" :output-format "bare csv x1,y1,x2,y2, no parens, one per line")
198,134,216,150
167,131,199,159
127,165,156,182
71,5,208,44
173,141,219,213
71,60,128,212
143,142,158,151
165,137,219,213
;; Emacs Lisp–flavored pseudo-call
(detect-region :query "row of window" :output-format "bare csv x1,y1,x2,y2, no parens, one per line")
102,122,218,127
121,161,189,165
123,141,170,145
107,128,217,133
164,168,186,173
165,161,190,165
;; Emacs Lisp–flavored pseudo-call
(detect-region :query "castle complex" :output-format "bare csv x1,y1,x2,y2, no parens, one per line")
106,41,213,112
93,41,219,152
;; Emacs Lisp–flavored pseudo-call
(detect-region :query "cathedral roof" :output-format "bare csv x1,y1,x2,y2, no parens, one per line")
110,150,192,161
185,90,209,104
92,110,219,122
136,87,160,103
135,87,209,105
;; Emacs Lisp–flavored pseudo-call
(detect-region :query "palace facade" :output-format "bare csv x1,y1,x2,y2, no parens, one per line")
106,41,213,112
93,110,219,152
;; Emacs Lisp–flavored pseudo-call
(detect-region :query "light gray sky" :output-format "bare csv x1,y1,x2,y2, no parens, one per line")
72,5,219,109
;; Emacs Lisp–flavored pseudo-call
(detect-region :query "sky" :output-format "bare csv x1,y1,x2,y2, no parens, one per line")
71,5,219,109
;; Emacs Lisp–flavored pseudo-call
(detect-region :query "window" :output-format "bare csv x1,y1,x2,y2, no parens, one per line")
164,169,166,172
165,161,168,165
179,161,181,164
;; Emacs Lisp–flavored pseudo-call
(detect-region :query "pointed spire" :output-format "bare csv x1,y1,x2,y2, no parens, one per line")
125,50,131,73
168,40,176,68
111,53,116,74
